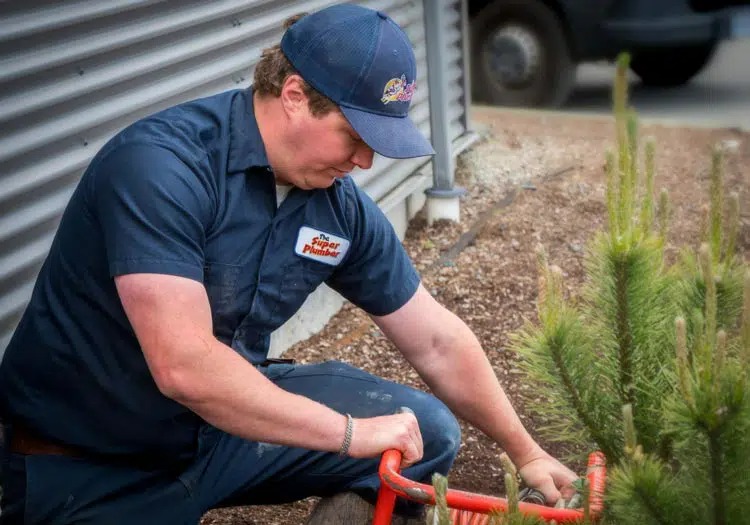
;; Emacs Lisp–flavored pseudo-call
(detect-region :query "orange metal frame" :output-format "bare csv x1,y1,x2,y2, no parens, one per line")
372,451,606,525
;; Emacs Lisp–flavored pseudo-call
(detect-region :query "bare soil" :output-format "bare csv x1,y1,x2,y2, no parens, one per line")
201,108,750,525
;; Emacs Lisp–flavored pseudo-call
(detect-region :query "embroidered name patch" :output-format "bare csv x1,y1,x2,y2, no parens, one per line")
294,226,350,266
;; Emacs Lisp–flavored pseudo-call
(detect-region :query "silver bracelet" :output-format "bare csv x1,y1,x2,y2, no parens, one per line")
338,413,354,456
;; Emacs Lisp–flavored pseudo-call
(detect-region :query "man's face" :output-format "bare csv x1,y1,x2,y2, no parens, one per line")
277,98,375,190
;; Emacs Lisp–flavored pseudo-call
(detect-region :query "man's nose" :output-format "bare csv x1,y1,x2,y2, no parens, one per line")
351,143,374,170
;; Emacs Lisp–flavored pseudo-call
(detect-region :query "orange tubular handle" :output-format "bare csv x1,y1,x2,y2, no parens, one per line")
372,450,606,525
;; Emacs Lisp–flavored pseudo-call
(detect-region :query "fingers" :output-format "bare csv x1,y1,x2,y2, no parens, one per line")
414,423,423,456
519,455,578,506
400,436,421,467
555,470,580,500
398,411,423,468
559,485,577,501
539,484,562,506
346,411,424,466
395,407,422,467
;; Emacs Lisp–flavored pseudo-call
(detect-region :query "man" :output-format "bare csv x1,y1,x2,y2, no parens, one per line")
0,5,576,524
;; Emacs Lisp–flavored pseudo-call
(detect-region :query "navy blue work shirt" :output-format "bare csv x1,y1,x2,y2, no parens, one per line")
0,88,420,463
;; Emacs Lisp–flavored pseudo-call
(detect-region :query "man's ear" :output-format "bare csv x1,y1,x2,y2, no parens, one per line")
279,75,309,116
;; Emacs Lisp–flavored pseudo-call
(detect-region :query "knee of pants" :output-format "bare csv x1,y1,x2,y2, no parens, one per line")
289,360,463,461
319,362,463,462
413,394,462,463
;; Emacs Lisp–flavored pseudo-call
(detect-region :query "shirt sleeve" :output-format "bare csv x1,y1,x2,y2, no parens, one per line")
326,181,420,316
88,142,214,281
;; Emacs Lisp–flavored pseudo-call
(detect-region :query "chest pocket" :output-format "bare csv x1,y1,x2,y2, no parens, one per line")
272,258,333,323
229,256,335,359
203,262,245,344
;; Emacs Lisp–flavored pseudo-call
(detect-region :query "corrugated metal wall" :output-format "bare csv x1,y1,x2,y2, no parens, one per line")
0,0,470,353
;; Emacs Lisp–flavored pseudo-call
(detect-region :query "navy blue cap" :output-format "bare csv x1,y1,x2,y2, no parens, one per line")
280,4,435,159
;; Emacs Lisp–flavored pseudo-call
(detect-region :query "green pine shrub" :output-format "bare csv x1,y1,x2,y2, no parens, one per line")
423,52,747,525
608,264,750,525
511,54,685,464
508,52,749,524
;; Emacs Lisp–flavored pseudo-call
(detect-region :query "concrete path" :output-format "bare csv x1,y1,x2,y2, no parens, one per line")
565,40,750,130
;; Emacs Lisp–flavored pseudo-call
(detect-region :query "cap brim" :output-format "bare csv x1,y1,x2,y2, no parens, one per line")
340,106,435,159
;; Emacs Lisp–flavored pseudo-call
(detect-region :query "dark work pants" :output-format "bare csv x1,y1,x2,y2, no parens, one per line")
0,361,461,524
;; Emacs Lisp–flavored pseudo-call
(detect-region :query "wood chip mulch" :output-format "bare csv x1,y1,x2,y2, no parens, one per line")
202,108,749,525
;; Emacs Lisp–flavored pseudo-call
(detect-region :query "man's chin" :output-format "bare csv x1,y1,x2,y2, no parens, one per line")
299,178,333,191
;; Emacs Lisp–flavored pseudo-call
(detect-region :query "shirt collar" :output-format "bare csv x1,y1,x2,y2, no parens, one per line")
228,87,270,173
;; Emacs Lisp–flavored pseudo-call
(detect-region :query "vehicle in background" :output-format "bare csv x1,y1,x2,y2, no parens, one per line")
469,0,750,107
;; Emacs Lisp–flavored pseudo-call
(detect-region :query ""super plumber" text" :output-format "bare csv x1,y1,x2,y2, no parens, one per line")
302,234,341,258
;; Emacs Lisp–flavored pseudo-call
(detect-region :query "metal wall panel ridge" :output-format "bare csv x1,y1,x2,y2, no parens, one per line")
0,0,469,354
446,0,469,136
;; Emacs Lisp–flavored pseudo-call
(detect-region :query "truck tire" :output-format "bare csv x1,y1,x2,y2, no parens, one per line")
630,43,717,87
471,0,575,107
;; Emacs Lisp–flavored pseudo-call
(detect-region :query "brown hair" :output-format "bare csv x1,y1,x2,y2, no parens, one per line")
253,13,337,117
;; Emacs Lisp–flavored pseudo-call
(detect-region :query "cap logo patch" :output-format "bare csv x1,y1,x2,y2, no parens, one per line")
381,74,416,104
294,226,350,266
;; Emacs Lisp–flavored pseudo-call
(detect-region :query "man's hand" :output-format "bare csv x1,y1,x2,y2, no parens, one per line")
517,451,579,505
347,412,423,468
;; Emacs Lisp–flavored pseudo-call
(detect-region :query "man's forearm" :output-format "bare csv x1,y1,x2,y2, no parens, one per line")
164,334,347,452
408,317,544,467
158,334,425,466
